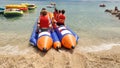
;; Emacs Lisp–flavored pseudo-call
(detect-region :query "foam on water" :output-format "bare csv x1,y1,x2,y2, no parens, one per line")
79,43,120,52
0,45,29,55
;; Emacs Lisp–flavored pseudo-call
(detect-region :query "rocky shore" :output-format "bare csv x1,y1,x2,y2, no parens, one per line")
105,9,120,19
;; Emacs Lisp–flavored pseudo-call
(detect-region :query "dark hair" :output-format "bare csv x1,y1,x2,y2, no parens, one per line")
62,9,65,14
59,10,62,13
42,8,46,10
41,10,47,16
55,8,58,12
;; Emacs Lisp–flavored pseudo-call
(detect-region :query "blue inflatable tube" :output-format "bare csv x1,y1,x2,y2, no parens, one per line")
66,26,79,43
54,26,79,42
51,30,60,42
29,21,38,46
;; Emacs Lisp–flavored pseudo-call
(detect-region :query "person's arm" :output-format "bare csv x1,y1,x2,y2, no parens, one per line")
36,18,40,33
37,17,40,27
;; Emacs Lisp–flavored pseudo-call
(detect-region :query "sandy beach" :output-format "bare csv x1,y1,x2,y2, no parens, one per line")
0,32,120,68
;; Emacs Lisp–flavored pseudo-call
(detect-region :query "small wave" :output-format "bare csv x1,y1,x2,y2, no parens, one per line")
0,45,29,55
79,43,120,52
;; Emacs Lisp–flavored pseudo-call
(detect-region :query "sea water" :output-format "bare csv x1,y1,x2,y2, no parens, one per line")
0,0,120,52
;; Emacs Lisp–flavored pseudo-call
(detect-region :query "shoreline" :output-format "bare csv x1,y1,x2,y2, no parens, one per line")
0,31,120,68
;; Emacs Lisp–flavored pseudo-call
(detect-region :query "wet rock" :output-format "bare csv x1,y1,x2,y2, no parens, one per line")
116,12,120,17
111,11,118,15
105,9,112,13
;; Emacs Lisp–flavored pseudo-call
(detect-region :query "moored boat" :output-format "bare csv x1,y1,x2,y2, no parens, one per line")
46,5,54,8
0,8,4,14
5,4,28,12
22,3,37,10
28,4,36,10
4,8,23,17
99,4,106,7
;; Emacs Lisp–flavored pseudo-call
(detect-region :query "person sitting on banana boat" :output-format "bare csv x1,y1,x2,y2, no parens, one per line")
37,8,52,32
57,9,66,26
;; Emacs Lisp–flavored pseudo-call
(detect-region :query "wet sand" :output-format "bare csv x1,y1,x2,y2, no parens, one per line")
0,32,120,68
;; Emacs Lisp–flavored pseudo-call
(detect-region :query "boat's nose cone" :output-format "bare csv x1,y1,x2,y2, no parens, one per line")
56,46,61,50
62,34,76,49
42,48,47,52
71,45,75,49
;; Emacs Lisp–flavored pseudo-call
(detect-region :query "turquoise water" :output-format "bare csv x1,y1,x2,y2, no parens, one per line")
0,0,120,47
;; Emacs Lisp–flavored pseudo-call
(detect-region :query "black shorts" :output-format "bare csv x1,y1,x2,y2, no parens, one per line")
40,28,49,32
57,23,65,26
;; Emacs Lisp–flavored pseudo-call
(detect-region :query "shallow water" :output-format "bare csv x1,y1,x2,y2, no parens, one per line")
0,0,120,51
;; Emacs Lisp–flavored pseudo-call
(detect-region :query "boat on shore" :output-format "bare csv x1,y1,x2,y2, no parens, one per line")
30,11,79,51
30,21,79,51
4,8,23,17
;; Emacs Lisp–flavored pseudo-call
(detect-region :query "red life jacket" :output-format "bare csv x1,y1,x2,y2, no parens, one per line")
39,15,50,28
58,14,65,24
